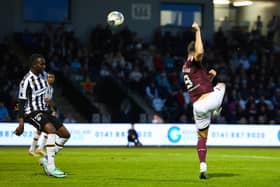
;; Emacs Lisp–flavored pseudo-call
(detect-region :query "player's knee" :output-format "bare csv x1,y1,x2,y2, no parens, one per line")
198,130,208,139
44,123,56,134
63,131,71,139
216,82,226,90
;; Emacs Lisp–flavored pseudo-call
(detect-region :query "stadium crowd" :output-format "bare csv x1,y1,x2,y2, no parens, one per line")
0,19,280,124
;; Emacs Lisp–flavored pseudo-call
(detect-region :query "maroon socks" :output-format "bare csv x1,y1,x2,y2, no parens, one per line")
197,138,207,163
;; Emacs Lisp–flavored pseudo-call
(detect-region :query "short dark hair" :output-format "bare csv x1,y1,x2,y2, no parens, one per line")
30,53,44,66
47,70,55,75
187,41,195,54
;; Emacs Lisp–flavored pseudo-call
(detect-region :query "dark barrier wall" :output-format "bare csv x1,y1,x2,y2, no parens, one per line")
0,0,214,43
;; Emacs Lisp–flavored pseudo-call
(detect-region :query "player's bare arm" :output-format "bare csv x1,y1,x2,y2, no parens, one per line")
14,103,19,111
192,22,204,62
14,99,26,136
45,98,53,105
15,118,24,136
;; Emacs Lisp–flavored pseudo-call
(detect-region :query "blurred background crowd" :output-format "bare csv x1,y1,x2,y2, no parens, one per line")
0,1,280,125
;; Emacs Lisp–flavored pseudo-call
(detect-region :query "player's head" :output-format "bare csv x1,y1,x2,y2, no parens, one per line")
187,41,195,55
30,53,46,74
47,72,55,85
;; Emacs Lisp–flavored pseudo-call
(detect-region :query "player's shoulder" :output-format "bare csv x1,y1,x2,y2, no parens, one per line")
21,71,33,83
182,56,194,69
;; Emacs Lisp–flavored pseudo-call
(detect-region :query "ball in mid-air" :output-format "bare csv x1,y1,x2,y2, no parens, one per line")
107,11,124,27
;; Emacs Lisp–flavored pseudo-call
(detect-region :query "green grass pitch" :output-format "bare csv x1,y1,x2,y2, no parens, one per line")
0,147,279,187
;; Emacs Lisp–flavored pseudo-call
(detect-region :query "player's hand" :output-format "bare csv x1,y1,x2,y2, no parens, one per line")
192,22,200,32
45,98,52,105
14,118,24,136
14,124,24,136
14,104,19,112
208,69,217,82
51,111,56,117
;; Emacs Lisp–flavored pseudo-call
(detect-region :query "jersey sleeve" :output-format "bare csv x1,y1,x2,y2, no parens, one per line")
49,87,54,99
45,86,54,99
18,79,29,100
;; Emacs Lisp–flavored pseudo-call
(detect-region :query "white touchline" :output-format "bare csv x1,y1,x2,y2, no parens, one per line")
217,154,280,160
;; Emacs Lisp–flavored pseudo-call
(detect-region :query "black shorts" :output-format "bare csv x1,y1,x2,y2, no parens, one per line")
25,111,63,131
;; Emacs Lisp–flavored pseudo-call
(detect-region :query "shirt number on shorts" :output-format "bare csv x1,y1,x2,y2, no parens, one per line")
34,113,43,122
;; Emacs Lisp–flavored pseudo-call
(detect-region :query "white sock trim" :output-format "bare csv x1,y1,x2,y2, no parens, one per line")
200,162,207,172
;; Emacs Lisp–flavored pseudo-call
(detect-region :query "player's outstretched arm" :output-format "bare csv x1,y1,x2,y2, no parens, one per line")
15,118,24,136
14,99,25,136
192,22,204,62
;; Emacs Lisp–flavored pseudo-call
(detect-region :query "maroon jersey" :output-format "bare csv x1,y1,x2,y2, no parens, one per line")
182,57,213,103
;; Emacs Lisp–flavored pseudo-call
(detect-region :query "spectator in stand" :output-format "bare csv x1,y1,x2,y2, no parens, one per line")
0,86,11,105
152,113,164,123
81,76,95,94
128,65,143,91
63,112,77,123
257,115,266,124
153,53,164,71
239,116,248,124
152,97,165,114
238,54,250,70
49,55,60,72
267,15,278,41
0,101,11,122
178,113,188,123
99,63,111,77
272,88,280,109
275,108,280,124
163,53,175,72
145,81,159,101
220,16,232,36
155,71,172,96
253,15,263,35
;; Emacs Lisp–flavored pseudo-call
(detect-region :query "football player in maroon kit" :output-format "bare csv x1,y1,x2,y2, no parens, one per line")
182,22,226,179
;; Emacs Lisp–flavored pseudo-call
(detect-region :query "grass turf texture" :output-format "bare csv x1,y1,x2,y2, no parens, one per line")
0,147,279,187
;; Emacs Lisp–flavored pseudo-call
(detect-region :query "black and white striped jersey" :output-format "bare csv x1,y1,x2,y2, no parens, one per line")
18,71,49,115
45,85,54,100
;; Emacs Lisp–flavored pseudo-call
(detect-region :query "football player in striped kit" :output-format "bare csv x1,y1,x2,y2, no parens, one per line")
28,72,56,156
14,54,71,178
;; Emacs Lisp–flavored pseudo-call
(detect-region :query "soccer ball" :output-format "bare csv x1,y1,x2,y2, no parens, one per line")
107,11,124,27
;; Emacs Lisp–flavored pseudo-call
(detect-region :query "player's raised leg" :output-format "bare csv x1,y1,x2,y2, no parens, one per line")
55,125,71,154
212,83,226,114
41,123,67,177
